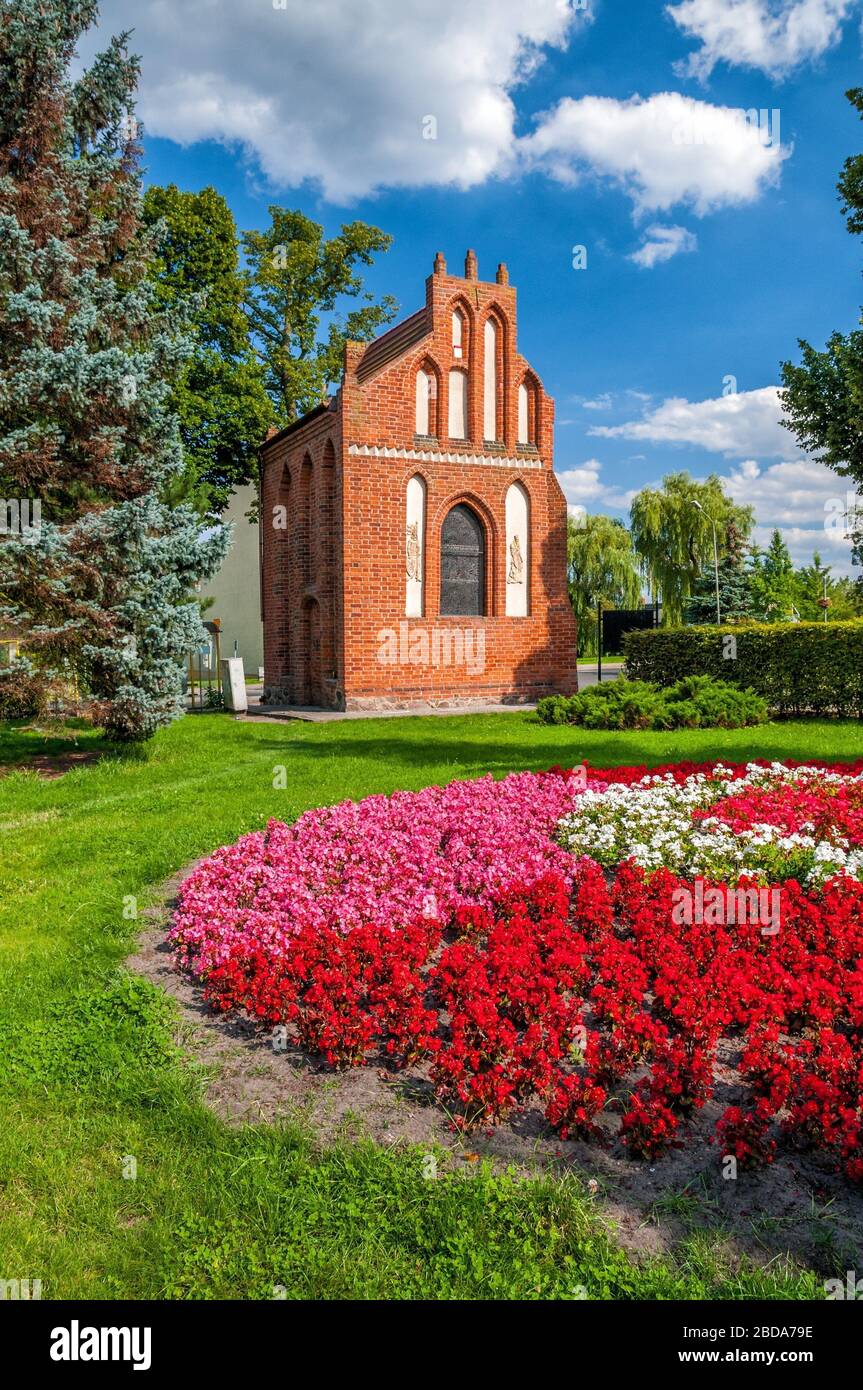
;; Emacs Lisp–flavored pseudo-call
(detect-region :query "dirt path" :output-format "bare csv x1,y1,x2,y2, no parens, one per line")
0,748,105,778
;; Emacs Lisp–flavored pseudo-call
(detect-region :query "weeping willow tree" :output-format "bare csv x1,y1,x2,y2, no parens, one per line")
567,513,643,655
629,473,754,626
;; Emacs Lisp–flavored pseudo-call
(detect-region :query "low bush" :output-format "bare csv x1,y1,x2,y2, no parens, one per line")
623,619,863,717
536,676,767,730
0,660,48,719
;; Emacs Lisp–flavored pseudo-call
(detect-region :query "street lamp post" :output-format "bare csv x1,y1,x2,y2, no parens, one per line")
692,499,721,625
596,598,602,683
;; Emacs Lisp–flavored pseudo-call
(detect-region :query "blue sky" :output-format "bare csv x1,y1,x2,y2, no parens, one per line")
89,0,863,571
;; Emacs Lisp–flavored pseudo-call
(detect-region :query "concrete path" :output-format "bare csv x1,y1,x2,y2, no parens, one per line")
239,699,539,723
224,664,624,723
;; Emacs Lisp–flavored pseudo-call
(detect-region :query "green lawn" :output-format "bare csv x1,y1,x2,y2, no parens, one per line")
1,711,861,1300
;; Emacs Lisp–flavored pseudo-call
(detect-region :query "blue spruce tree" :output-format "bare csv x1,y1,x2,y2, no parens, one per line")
684,522,756,626
0,0,229,739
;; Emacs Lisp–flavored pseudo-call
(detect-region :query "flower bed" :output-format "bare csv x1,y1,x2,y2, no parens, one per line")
171,760,863,1179
171,770,584,977
557,762,863,886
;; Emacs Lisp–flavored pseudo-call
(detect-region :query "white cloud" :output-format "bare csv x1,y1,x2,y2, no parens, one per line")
78,7,793,223
555,452,859,570
630,223,697,267
555,459,635,511
558,395,862,573
521,92,788,216
751,523,856,570
581,393,614,410
667,0,857,81
590,386,794,457
85,0,585,202
723,457,863,572
722,456,861,529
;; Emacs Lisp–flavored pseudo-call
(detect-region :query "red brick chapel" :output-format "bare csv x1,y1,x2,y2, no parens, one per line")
259,250,578,710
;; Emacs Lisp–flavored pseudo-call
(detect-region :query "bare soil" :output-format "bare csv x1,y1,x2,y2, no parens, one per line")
0,748,104,779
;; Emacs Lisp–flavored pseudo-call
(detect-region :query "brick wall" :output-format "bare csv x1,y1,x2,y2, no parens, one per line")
260,251,578,709
260,403,343,708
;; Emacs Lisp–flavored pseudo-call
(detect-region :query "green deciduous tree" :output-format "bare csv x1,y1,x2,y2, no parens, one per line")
792,551,863,621
566,513,643,655
0,0,227,740
142,184,273,514
242,209,397,425
629,472,754,626
780,88,863,591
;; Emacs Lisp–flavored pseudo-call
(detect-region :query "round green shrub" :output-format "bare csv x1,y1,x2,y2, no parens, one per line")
536,676,768,731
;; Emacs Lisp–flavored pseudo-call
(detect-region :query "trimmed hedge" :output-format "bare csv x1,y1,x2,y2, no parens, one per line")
623,620,863,717
537,676,767,731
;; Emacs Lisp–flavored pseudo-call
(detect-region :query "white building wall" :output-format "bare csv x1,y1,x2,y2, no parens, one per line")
198,484,264,677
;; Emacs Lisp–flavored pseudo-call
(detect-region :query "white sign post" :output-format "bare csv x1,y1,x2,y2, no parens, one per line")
221,657,248,713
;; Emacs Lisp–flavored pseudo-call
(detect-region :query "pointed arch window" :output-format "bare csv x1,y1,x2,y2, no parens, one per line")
415,365,439,437
448,369,468,440
483,318,500,442
518,376,538,446
416,369,431,435
299,455,313,585
452,309,464,359
517,383,529,445
440,503,485,616
505,482,530,617
405,474,426,617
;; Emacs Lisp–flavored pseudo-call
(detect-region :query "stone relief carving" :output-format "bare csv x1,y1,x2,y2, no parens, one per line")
507,533,524,584
406,521,422,582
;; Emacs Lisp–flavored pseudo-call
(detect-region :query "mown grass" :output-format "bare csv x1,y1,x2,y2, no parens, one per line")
1,711,861,1300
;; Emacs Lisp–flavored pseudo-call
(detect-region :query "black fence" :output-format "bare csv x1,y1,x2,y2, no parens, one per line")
600,605,656,657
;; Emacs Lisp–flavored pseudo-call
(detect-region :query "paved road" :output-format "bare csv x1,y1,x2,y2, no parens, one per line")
576,662,624,688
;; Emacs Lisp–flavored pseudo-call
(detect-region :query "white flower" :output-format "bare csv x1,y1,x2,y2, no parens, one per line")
555,764,863,888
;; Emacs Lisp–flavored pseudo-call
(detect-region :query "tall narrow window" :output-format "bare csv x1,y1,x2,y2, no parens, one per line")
448,369,467,440
452,310,464,359
483,319,498,441
299,455,313,585
405,475,426,617
505,482,530,617
415,369,431,435
517,383,529,445
318,441,336,681
440,504,485,616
